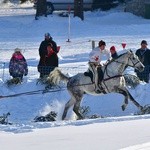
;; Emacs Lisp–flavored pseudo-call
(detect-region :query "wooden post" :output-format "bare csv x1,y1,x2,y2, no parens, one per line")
2,62,5,81
67,5,71,42
92,40,95,49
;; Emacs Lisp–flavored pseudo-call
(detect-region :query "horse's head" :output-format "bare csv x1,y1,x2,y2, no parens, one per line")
127,50,145,72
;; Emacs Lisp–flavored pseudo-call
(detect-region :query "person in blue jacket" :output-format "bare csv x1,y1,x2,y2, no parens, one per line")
135,40,150,83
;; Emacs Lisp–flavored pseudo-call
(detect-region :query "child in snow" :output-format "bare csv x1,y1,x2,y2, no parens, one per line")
9,48,28,81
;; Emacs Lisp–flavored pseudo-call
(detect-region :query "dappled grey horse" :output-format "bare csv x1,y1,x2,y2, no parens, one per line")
48,51,146,120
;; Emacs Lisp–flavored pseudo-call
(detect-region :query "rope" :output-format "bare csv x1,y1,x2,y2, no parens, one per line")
0,73,136,99
0,74,121,99
0,88,66,99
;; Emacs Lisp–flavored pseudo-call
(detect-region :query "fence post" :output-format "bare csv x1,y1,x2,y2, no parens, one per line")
67,5,71,42
92,40,95,49
2,62,5,81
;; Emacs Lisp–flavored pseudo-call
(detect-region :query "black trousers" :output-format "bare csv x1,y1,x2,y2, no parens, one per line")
97,66,104,82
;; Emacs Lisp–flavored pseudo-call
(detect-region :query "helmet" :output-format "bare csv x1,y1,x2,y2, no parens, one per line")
99,40,106,47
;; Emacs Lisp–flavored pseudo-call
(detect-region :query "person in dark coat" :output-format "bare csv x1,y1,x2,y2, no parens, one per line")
110,46,118,59
9,48,28,80
38,33,58,78
135,40,150,83
35,0,47,20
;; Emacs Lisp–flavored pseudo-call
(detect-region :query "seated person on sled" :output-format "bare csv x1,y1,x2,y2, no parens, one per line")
9,48,28,82
88,40,111,93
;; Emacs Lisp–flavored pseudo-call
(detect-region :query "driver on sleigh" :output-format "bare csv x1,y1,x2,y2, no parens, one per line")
88,40,111,93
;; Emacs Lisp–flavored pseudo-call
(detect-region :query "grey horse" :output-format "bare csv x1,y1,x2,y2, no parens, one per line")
48,50,146,120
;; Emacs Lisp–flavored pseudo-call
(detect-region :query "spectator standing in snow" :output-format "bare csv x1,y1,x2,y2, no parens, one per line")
9,48,28,81
135,40,150,83
38,33,59,78
89,40,111,93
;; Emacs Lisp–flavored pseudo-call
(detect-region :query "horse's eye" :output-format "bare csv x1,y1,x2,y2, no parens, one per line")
132,57,135,60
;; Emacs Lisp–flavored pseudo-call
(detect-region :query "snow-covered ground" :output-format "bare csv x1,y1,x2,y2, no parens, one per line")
0,2,150,150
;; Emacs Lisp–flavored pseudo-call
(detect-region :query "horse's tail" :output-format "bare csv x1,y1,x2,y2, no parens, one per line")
47,68,69,85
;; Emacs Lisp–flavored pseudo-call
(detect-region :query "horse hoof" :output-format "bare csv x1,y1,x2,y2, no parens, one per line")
95,90,101,94
77,117,84,120
76,116,84,120
121,105,126,111
136,105,150,115
141,105,150,114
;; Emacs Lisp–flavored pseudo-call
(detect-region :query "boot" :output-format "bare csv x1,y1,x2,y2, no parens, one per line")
88,62,101,93
35,16,39,20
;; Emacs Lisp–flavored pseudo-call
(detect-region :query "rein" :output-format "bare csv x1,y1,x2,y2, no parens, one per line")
68,75,123,88
109,53,141,68
104,52,141,77
103,75,123,81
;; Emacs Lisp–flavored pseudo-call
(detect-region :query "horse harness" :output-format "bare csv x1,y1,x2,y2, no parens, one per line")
84,64,123,94
84,53,140,94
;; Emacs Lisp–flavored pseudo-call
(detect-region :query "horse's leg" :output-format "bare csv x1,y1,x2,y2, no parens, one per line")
117,88,129,111
126,89,143,111
62,97,75,120
73,100,84,120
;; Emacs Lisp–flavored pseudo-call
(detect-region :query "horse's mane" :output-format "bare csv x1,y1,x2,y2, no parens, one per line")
114,51,130,60
105,53,122,65
106,51,129,65
117,51,131,58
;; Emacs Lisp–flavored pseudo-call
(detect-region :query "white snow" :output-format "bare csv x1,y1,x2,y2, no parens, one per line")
0,2,150,150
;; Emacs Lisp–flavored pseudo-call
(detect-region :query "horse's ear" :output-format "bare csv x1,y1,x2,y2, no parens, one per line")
127,50,131,55
127,49,133,55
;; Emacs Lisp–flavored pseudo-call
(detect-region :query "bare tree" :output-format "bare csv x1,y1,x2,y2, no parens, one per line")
74,0,84,20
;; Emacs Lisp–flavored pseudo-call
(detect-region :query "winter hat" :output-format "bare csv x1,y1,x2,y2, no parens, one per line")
141,40,148,45
45,32,51,37
13,53,23,59
14,48,21,52
99,40,106,47
110,46,116,52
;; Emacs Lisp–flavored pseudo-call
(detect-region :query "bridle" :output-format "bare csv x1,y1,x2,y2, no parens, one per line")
109,52,141,68
104,52,141,77
127,55,141,68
